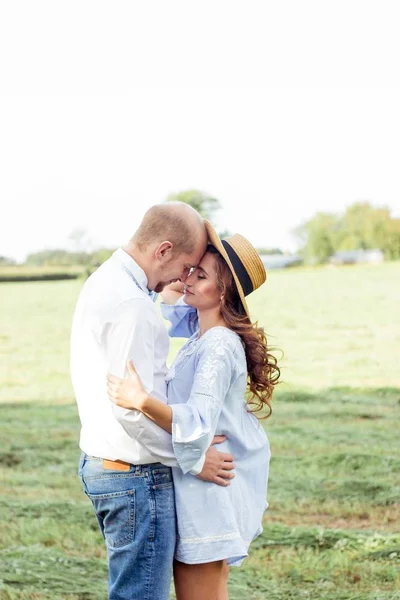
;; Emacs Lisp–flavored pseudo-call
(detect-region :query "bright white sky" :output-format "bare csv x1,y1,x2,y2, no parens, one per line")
1,1,400,262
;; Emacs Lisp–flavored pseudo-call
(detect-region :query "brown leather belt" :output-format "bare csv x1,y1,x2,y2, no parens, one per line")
103,458,130,472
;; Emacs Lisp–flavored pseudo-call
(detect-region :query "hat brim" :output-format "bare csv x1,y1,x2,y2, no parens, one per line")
204,220,251,321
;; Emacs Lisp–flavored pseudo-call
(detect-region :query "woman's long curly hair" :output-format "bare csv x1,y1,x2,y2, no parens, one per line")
208,245,280,417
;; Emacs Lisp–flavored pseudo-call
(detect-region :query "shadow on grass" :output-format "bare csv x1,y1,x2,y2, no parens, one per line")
0,546,107,597
252,523,400,552
274,386,400,404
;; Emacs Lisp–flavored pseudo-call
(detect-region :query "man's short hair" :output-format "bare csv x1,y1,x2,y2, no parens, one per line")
133,204,198,255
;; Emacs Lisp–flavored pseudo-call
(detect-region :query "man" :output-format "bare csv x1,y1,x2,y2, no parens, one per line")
70,202,234,600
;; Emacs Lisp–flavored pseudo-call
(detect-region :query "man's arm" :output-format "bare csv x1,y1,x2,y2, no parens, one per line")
105,298,182,467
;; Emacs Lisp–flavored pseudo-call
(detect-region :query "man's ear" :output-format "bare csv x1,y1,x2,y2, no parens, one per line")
155,241,174,261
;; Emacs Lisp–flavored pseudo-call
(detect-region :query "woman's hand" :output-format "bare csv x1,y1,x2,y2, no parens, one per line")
107,360,148,410
160,281,185,305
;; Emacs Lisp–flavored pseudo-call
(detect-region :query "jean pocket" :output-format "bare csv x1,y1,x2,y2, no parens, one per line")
152,467,173,489
88,489,135,549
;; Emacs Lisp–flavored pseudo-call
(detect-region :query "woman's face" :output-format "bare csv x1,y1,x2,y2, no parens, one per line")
183,251,222,311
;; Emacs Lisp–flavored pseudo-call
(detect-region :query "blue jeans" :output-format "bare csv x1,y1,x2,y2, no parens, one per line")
78,453,176,600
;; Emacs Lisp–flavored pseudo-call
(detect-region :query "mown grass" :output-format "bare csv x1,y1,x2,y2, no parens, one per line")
2,389,399,599
1,262,399,598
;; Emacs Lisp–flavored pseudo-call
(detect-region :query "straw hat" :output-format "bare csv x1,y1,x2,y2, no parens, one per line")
204,220,267,319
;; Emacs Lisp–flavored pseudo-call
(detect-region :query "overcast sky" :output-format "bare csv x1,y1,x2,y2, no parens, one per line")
1,1,400,262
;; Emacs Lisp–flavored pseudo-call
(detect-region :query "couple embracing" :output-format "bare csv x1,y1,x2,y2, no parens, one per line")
70,202,280,600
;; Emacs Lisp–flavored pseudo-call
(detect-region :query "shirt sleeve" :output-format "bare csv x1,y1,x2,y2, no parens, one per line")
170,331,238,474
106,299,204,475
160,296,199,338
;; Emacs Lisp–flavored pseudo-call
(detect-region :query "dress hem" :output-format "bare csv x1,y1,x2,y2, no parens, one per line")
175,550,248,567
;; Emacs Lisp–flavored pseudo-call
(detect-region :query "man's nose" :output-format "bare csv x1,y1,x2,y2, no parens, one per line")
185,269,196,283
181,269,192,283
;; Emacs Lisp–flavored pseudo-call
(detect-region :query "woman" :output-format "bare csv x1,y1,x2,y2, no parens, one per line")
107,221,280,600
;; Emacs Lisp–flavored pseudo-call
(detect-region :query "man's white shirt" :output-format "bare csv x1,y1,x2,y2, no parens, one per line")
70,248,205,474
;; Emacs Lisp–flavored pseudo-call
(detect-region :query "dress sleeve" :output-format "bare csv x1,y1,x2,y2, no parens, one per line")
170,331,238,474
160,296,199,338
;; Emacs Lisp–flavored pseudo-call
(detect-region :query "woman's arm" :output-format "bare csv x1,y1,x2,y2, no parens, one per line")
160,289,199,338
107,361,173,432
108,333,238,475
160,281,185,305
108,361,236,483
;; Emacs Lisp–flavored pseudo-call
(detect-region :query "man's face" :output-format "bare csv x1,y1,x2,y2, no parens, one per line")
153,242,206,293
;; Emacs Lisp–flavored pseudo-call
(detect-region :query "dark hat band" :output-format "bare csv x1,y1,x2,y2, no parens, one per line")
221,240,254,297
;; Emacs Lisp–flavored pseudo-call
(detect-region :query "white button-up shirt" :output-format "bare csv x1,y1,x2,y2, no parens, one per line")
70,248,204,474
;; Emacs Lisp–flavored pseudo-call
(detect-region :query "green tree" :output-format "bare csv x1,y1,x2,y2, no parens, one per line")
25,249,90,266
294,201,400,263
25,247,118,267
337,202,391,251
255,247,283,255
165,189,221,222
294,212,338,264
90,248,116,266
0,255,16,265
384,218,400,259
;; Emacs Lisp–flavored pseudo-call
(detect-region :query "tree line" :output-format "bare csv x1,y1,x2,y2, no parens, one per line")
294,202,400,264
1,193,399,267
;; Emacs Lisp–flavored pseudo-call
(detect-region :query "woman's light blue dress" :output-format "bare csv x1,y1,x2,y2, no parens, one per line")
161,299,271,566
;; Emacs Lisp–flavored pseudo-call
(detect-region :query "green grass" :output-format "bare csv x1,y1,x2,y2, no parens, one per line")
1,262,399,599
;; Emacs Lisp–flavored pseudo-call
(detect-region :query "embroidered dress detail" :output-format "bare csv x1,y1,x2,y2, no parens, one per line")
195,331,234,392
180,532,241,545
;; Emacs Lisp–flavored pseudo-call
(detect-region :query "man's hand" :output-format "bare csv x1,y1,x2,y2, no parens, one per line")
196,435,235,487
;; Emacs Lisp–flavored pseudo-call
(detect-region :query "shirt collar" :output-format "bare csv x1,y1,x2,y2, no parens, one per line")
113,248,150,294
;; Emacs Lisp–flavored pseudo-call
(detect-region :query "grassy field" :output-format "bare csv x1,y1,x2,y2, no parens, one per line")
1,262,399,599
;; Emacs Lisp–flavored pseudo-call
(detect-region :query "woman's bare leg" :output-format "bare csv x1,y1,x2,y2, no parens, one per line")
217,560,230,600
174,559,225,600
